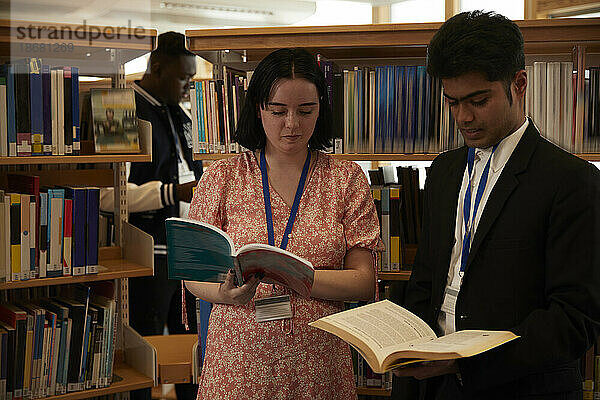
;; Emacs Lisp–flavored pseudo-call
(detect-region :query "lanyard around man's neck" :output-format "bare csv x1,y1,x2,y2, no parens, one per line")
259,148,311,251
459,143,499,274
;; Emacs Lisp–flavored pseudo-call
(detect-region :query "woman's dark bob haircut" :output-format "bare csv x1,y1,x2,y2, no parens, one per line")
233,48,333,151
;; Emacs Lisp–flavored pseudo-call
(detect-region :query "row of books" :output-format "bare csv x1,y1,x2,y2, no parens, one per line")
526,61,600,153
189,66,248,155
0,174,100,283
0,283,117,400
0,60,80,157
348,285,395,394
370,166,424,272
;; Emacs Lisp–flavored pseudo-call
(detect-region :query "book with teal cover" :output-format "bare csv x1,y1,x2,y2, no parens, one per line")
165,217,315,297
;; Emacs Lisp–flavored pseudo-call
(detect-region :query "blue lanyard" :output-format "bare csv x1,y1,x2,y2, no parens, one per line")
460,144,498,273
259,149,311,250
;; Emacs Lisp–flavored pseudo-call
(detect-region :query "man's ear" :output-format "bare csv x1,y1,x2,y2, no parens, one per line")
513,69,527,98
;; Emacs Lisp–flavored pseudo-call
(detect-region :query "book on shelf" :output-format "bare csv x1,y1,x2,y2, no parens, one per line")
0,180,101,282
165,217,315,297
90,88,140,154
309,299,519,374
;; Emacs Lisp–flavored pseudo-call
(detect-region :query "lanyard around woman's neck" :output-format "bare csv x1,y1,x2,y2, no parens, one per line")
259,148,311,251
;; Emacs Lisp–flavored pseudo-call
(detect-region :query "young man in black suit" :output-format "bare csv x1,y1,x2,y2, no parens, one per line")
393,11,600,399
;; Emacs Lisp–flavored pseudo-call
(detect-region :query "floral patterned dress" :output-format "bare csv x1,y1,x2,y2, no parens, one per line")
188,151,382,400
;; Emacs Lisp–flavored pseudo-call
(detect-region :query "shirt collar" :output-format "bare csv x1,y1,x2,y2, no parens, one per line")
131,80,162,107
475,118,528,173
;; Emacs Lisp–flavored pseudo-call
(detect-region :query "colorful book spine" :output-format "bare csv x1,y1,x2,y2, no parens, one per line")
3,64,17,156
41,65,52,156
85,188,99,274
29,197,36,280
66,188,86,276
71,67,80,155
10,194,21,281
62,199,73,277
39,192,48,278
62,67,72,156
0,76,7,157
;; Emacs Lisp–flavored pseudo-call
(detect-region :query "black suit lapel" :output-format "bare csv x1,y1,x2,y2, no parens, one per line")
464,122,540,273
434,147,468,288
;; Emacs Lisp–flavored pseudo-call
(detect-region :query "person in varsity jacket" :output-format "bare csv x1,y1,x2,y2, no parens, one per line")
100,31,202,400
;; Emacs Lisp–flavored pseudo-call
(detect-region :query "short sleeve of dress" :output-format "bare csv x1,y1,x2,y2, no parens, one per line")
342,162,384,252
188,161,227,229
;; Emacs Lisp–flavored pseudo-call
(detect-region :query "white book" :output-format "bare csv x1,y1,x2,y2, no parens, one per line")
49,324,61,396
546,62,561,145
49,198,62,273
0,83,7,157
56,69,65,156
532,62,547,134
525,65,533,118
561,62,574,151
51,70,58,155
40,324,49,398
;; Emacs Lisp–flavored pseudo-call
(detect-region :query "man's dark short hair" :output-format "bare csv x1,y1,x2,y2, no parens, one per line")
233,48,333,151
149,31,195,66
427,11,525,101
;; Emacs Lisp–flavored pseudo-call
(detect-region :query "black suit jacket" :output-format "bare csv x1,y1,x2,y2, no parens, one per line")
403,122,600,398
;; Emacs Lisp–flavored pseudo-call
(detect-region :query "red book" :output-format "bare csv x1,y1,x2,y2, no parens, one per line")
62,198,72,276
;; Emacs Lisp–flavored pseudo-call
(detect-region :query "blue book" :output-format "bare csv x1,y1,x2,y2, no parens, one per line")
35,299,68,395
85,188,99,274
375,66,384,154
415,66,426,153
41,65,52,155
71,67,80,155
64,187,86,276
1,64,17,156
30,58,43,156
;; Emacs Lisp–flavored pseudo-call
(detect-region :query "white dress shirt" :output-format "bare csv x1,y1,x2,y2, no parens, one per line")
437,118,529,335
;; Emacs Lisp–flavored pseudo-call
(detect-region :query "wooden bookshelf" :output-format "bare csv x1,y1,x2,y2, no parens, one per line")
356,387,391,396
187,18,600,62
0,154,151,165
0,19,157,76
379,271,411,281
42,363,153,400
0,19,158,397
194,152,600,162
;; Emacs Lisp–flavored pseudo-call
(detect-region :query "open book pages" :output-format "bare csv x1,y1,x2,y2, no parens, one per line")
166,218,315,297
309,300,519,373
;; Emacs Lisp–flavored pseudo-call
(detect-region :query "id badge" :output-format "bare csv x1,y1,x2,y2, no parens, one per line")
254,295,293,322
440,287,459,316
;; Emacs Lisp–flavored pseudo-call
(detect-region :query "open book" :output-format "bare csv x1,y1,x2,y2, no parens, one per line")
309,300,519,373
165,217,315,297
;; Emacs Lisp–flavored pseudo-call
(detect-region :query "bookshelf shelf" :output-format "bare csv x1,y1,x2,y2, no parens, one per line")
0,154,152,165
41,363,153,400
379,272,411,281
187,18,600,60
194,152,600,162
356,387,391,396
0,260,152,290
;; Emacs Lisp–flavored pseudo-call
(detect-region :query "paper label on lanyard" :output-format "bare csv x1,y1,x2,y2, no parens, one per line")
254,295,293,322
441,286,459,316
